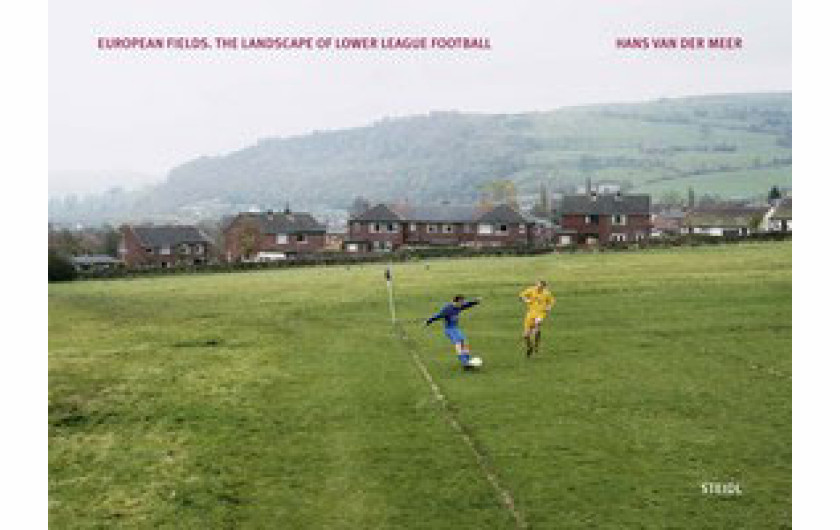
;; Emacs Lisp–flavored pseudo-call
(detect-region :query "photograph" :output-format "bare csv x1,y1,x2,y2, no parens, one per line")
47,1,792,527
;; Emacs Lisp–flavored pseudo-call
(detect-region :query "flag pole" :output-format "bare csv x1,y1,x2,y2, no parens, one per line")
385,266,396,324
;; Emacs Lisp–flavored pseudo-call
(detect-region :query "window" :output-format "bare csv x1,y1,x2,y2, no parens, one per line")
613,214,627,225
498,224,508,234
442,224,454,234
518,224,526,234
478,224,494,235
409,223,417,232
369,222,378,233
427,224,439,233
296,234,307,243
195,245,204,255
463,224,471,233
585,215,599,225
387,223,397,233
610,233,627,242
277,234,289,244
160,245,171,255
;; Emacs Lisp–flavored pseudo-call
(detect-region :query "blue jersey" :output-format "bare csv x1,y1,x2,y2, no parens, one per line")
426,300,479,329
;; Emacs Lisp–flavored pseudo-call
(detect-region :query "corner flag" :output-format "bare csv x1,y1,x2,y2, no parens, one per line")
385,267,396,324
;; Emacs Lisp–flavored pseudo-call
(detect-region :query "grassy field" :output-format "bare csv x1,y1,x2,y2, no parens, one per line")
49,242,791,528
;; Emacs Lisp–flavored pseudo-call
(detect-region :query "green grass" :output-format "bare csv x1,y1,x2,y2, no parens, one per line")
50,242,791,528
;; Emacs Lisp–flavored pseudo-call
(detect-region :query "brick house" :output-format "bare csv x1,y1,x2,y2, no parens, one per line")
120,224,214,268
558,191,652,245
344,203,537,252
222,209,327,261
651,209,686,238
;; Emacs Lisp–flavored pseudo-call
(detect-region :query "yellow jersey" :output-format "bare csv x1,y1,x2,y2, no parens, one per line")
519,286,555,315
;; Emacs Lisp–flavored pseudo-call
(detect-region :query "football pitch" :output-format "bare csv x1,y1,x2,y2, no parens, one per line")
49,242,791,528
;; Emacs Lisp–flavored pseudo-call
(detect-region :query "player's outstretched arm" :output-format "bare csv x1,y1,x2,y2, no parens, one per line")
461,298,481,311
425,310,444,326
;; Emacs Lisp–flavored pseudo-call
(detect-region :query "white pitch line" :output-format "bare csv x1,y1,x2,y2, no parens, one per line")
395,324,528,529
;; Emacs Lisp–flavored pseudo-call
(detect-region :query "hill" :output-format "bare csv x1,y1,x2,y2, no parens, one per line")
49,92,791,224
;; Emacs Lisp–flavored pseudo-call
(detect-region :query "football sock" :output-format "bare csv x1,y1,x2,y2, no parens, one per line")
458,353,471,366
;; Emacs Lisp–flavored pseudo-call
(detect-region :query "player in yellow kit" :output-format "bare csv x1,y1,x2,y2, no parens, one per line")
519,280,556,357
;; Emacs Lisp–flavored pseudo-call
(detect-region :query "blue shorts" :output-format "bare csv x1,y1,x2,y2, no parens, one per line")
444,326,466,344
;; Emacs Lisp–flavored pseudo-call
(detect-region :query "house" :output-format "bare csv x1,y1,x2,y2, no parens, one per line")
766,197,792,232
345,203,537,251
325,230,346,251
555,229,578,247
526,216,558,246
682,205,769,237
70,255,123,272
120,224,214,268
558,191,652,245
222,209,327,261
651,209,686,238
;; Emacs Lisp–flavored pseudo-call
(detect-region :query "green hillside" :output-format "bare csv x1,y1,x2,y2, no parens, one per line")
50,243,791,527
49,92,791,223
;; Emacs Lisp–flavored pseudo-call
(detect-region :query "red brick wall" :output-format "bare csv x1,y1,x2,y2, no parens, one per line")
347,220,532,248
120,226,147,267
120,226,212,268
258,233,327,253
223,216,326,261
561,213,651,244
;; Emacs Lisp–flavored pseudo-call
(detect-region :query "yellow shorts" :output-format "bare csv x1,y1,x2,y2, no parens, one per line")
523,311,547,333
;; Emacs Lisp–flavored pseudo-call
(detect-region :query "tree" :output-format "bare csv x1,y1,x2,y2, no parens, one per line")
479,179,518,207
48,251,76,282
659,190,684,209
688,186,696,209
532,183,551,218
767,185,782,203
237,219,262,260
349,196,372,217
101,224,121,257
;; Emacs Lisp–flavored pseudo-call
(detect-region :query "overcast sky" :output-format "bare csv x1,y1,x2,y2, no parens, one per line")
49,0,791,194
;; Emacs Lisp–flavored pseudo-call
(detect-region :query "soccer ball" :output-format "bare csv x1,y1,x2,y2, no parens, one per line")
468,356,483,368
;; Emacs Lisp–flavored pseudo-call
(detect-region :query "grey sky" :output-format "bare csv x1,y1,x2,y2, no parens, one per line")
49,0,791,192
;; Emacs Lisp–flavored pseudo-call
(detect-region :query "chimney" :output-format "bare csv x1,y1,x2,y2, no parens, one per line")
615,190,622,201
283,202,291,215
589,190,597,202
267,209,274,220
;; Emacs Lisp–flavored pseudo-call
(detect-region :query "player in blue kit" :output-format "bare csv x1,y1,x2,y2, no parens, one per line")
425,295,481,369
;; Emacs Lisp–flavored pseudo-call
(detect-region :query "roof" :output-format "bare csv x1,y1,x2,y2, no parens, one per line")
234,211,326,234
70,255,121,265
560,193,651,215
131,225,212,247
655,209,686,220
771,198,792,220
685,206,769,228
395,204,479,223
351,203,530,224
476,204,530,224
652,216,682,230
